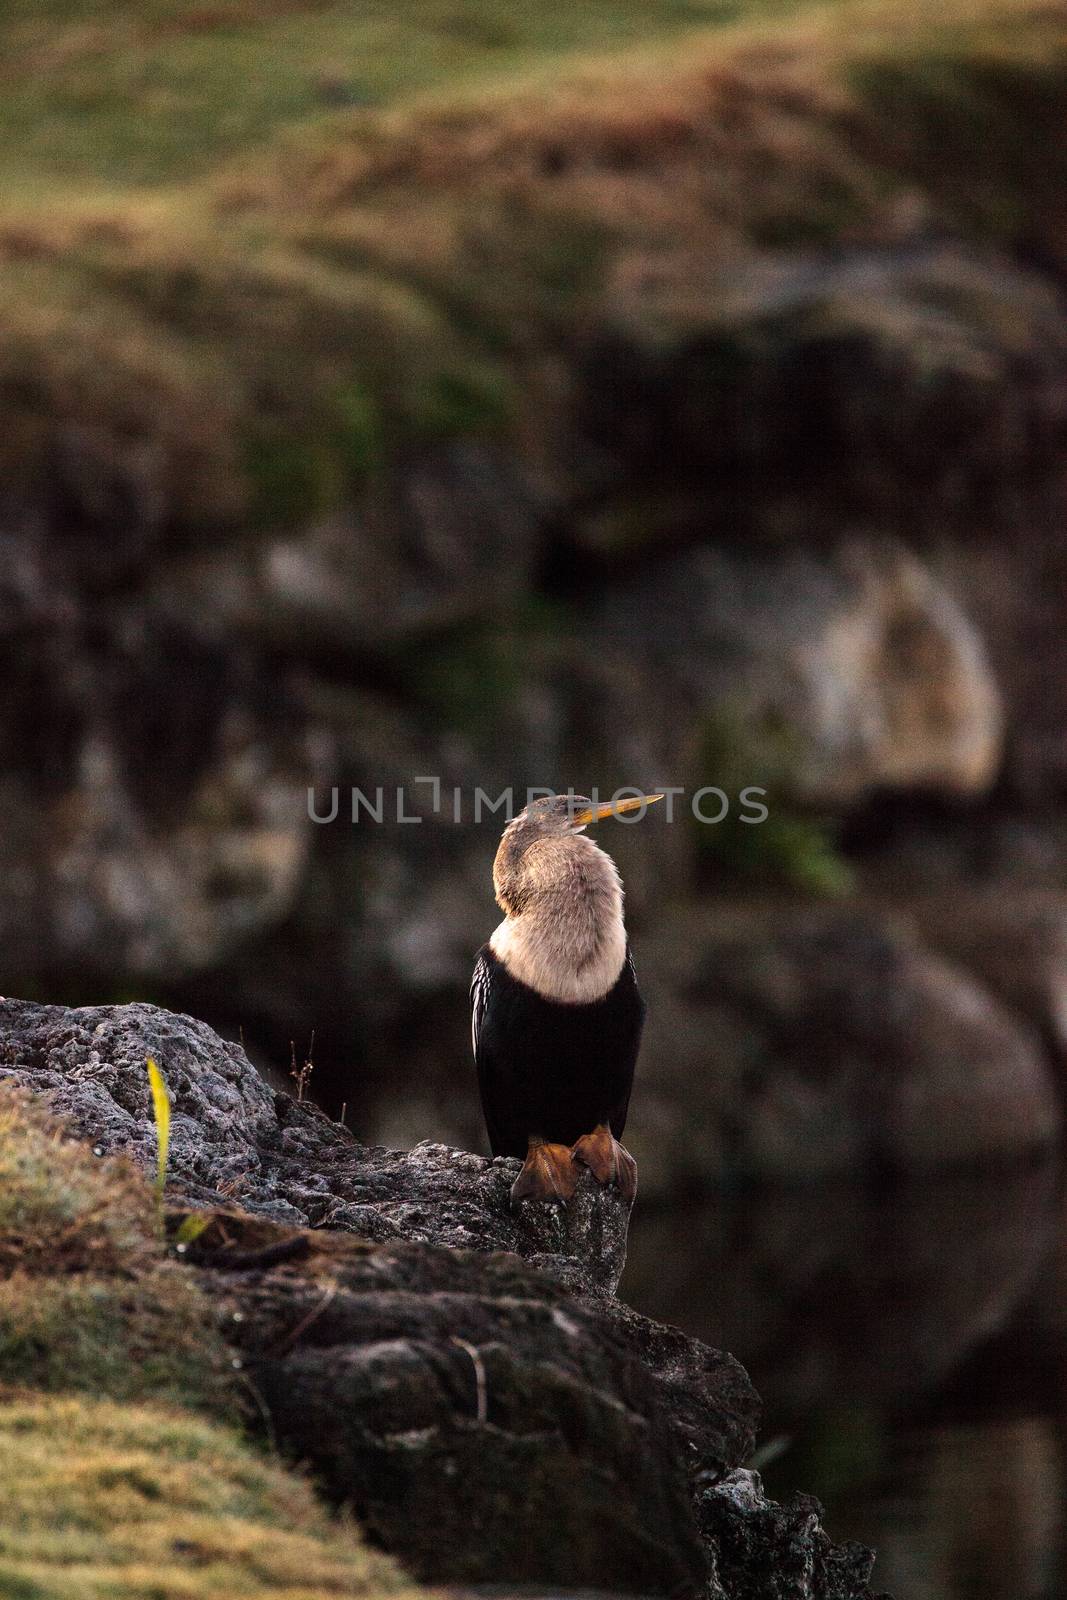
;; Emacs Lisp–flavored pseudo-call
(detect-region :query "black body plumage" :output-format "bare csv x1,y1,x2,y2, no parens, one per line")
471,944,646,1158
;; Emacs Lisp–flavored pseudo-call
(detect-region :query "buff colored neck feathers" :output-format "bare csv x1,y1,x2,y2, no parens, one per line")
490,829,626,1004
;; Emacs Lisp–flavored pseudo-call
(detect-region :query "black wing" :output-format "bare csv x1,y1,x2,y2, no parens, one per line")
470,945,507,1155
605,946,642,1138
470,944,492,1063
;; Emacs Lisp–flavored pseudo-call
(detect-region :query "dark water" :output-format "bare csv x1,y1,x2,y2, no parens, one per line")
624,1161,1067,1599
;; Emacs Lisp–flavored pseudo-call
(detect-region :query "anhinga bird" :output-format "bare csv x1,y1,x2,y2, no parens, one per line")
471,792,661,1205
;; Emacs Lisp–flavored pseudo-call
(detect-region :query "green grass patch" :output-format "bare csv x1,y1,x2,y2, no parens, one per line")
0,1394,420,1599
0,0,1061,540
405,361,513,442
0,1096,423,1597
0,1090,157,1277
244,424,348,528
0,0,804,191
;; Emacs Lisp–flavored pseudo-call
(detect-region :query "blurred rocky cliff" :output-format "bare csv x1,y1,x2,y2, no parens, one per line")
1,1,1065,1193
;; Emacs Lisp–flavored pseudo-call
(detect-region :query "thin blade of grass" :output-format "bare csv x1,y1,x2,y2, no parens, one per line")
146,1056,171,1202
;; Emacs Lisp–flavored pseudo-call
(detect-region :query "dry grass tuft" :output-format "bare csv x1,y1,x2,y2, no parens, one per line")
0,1088,233,1411
0,1088,157,1276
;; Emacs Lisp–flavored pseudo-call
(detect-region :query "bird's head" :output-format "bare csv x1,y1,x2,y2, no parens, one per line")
492,792,662,916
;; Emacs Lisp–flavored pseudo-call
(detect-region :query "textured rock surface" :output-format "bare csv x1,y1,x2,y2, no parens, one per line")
153,443,543,651
586,537,1003,807
0,996,888,1597
0,998,633,1295
0,997,759,1495
0,559,325,980
582,246,1067,526
192,1213,711,1593
700,1471,881,1600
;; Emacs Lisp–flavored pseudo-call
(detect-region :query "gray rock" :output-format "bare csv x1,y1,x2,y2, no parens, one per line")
581,246,1067,552
584,537,1002,808
700,1470,885,1600
0,997,757,1466
154,442,543,651
911,890,1067,1067
0,441,542,1005
0,994,886,1596
200,1220,711,1594
0,575,325,981
0,998,630,1294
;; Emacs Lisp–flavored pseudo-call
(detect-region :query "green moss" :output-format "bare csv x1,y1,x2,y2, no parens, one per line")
243,427,345,529
0,1097,426,1596
0,1092,152,1275
694,711,854,895
527,216,612,304
400,625,527,734
57,236,515,520
404,362,513,443
767,1405,885,1509
0,1394,420,1600
708,811,855,895
332,383,386,481
0,259,244,528
748,172,879,247
0,1274,226,1408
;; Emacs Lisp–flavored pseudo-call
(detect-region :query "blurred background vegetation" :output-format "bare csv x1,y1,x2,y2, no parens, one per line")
1,1,1066,1594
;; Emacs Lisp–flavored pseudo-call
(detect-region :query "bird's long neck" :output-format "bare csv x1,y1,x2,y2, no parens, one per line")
490,834,626,1004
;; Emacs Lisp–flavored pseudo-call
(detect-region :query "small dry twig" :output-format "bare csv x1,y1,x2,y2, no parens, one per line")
289,1030,315,1102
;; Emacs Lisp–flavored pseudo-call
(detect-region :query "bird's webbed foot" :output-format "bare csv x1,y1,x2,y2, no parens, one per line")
570,1123,638,1201
510,1137,579,1206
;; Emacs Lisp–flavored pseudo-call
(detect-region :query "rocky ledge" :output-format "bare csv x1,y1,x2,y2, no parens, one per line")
0,997,886,1599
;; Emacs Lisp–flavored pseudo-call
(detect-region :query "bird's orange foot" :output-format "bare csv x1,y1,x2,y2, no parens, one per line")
511,1139,580,1206
570,1124,638,1201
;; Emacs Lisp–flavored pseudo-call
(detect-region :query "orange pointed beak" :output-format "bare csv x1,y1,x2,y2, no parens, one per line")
570,794,664,826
